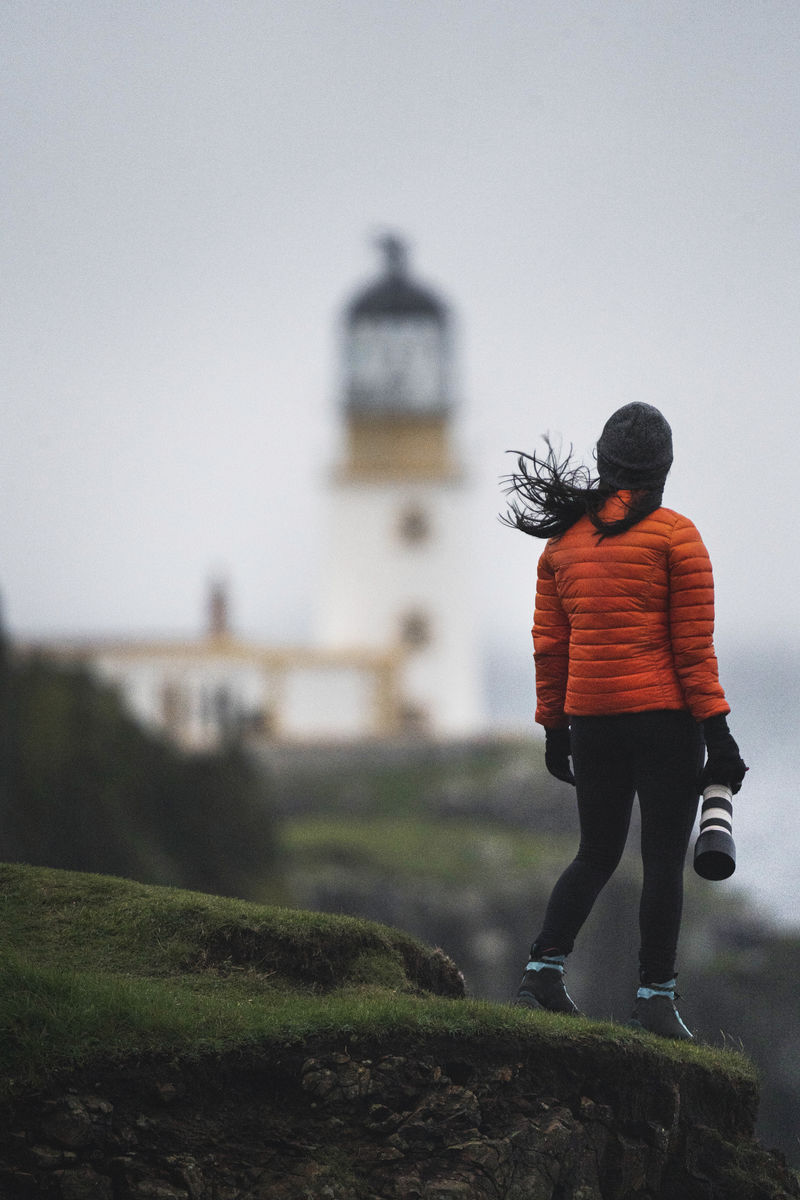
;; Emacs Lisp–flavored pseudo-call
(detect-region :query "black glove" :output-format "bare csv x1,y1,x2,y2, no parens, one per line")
545,726,575,786
699,713,748,795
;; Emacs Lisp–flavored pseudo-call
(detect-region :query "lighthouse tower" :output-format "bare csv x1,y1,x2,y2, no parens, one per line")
319,235,483,736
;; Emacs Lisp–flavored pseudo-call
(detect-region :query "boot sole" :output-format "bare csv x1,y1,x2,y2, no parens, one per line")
626,1017,693,1041
515,991,581,1016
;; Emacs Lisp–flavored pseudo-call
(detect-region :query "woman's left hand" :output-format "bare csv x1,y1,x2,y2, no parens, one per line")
700,714,748,794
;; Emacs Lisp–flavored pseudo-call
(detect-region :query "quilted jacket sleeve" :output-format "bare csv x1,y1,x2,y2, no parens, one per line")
532,543,571,727
668,515,729,721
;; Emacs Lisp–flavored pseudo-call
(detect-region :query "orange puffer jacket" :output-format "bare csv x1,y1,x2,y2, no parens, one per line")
532,493,729,727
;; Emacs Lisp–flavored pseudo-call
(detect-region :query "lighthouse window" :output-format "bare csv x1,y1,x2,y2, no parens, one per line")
400,610,431,648
398,506,430,544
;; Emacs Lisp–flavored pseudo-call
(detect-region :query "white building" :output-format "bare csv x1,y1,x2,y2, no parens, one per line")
29,237,483,747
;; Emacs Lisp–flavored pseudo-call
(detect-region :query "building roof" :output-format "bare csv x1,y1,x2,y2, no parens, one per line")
346,235,447,323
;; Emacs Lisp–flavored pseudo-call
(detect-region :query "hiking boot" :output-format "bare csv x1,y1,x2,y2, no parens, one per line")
628,978,693,1041
515,952,580,1015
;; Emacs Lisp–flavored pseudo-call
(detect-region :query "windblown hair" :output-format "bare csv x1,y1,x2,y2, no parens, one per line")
501,439,664,540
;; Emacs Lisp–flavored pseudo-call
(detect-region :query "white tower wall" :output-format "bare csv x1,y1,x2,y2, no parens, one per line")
319,477,482,735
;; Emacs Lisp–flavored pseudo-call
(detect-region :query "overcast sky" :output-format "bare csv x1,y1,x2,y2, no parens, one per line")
3,1,800,923
4,1,800,654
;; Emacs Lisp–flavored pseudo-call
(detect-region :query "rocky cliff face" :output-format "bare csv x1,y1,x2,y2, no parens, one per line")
1,1032,797,1200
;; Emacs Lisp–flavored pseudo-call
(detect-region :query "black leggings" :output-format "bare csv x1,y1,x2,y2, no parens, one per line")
535,710,703,982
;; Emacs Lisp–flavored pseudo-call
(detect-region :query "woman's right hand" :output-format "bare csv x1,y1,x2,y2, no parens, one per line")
545,726,575,786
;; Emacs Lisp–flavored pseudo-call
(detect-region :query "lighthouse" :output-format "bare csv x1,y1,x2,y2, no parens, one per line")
319,235,483,736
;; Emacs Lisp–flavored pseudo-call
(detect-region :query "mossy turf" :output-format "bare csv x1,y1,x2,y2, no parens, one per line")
0,863,756,1100
283,815,572,884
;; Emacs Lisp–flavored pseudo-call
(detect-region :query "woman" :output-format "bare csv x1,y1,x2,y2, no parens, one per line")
504,402,747,1040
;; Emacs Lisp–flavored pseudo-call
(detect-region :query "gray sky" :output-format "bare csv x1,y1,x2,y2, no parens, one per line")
3,1,800,924
4,0,800,659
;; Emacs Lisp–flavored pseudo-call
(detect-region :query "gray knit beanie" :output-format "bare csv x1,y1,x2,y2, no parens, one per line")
596,402,673,489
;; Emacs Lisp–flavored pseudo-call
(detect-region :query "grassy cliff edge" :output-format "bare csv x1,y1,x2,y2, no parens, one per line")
0,864,795,1200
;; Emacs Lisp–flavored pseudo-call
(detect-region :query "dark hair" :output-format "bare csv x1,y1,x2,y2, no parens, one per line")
501,439,665,539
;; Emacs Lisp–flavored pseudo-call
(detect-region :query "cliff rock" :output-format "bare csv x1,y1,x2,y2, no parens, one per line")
1,1031,797,1199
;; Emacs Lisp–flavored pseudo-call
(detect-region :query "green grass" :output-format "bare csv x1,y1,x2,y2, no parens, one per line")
282,815,572,884
271,736,543,817
0,863,756,1100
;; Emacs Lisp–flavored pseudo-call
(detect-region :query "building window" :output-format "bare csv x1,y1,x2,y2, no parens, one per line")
399,610,431,648
398,505,430,545
161,682,184,735
214,686,234,734
399,703,430,736
248,708,274,738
